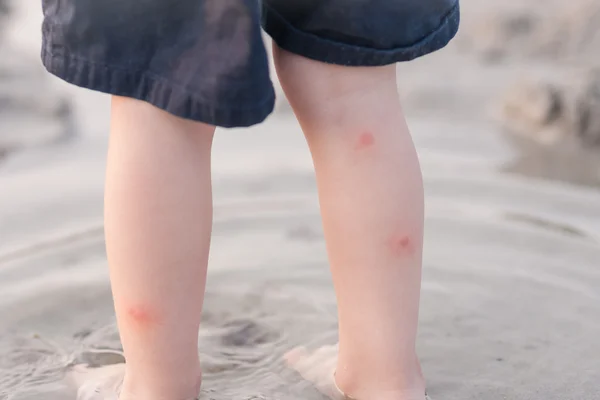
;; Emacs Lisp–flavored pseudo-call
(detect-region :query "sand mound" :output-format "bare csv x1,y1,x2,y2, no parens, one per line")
494,69,600,147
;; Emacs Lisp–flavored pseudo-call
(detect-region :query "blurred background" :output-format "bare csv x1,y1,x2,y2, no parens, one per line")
1,1,599,400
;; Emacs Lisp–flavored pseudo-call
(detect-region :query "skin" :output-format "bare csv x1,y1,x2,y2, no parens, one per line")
355,131,376,150
273,46,426,400
77,45,427,400
105,98,214,400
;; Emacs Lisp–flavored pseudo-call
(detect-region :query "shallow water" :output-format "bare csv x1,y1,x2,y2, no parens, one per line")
1,113,600,399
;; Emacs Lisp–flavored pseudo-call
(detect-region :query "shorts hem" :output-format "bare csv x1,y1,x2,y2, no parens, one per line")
262,1,460,66
40,48,275,128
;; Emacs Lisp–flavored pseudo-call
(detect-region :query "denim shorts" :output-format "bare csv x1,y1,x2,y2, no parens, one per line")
41,0,460,128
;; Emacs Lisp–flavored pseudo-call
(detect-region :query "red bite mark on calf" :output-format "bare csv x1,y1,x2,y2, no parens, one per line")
355,132,375,150
387,235,415,258
125,305,162,328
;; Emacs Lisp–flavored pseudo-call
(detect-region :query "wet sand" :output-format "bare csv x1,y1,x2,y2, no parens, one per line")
3,164,600,400
1,1,600,399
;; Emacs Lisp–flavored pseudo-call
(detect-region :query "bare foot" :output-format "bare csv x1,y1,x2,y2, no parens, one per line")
285,345,430,400
285,345,346,399
66,363,201,400
67,363,125,400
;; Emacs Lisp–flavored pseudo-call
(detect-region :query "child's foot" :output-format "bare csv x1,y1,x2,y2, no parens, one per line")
285,345,429,400
67,363,200,400
285,345,345,399
67,363,125,400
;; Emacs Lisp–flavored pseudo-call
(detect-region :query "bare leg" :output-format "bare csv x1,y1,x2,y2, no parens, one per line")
274,46,427,400
101,97,214,400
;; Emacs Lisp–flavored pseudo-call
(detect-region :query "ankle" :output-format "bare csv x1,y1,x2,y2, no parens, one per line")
335,376,426,400
334,354,425,400
120,368,202,400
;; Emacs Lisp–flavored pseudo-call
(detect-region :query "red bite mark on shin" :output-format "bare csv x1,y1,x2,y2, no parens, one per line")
355,132,375,150
125,305,162,328
387,235,415,258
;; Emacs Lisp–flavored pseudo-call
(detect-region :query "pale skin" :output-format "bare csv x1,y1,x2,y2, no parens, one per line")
74,45,427,400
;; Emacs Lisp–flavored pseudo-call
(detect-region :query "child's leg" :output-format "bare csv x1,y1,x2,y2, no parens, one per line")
274,46,426,400
105,96,215,400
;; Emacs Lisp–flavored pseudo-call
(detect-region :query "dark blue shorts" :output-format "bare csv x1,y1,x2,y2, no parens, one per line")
41,0,460,128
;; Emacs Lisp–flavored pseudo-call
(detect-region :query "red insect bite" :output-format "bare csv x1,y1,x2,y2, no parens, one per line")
388,235,415,258
125,305,161,328
355,132,375,150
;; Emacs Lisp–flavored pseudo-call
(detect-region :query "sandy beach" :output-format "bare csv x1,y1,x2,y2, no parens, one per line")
1,1,600,399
